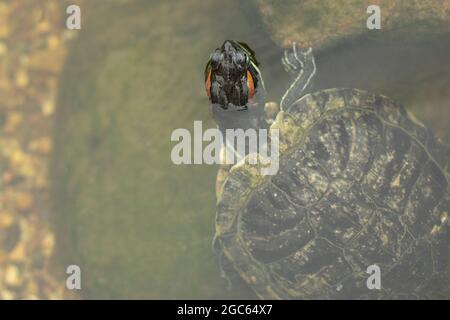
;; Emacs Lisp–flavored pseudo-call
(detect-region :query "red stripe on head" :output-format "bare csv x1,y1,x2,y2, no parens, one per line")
247,70,255,98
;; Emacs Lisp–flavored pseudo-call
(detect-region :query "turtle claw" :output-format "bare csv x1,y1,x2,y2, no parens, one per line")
282,49,298,77
282,50,297,74
280,43,316,110
282,42,314,78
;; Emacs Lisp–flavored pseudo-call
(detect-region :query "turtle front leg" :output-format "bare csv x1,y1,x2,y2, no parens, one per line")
280,43,316,111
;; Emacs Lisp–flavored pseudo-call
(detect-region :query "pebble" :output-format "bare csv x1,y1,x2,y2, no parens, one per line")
0,0,76,299
0,41,7,56
14,69,29,88
4,264,22,287
41,99,55,116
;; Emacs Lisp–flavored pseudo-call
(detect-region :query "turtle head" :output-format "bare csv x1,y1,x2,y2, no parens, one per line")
205,40,265,110
205,40,267,131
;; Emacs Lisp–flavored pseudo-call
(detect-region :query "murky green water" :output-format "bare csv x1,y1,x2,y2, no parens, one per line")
51,0,450,299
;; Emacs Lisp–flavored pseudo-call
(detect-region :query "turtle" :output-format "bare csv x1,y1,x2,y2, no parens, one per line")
204,40,450,299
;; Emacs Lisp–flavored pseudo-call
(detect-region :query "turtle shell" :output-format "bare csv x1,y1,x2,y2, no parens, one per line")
214,88,450,299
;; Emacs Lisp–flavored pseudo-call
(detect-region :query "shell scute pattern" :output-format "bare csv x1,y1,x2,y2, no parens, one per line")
216,88,450,299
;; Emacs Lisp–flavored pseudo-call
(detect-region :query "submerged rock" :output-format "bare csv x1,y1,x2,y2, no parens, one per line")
253,0,450,144
253,0,450,49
